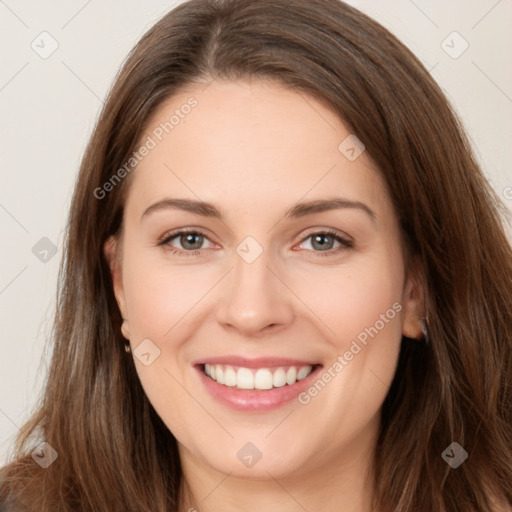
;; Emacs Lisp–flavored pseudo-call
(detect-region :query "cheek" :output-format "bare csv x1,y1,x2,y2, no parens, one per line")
121,248,213,340
119,248,211,433
291,248,405,350
301,249,404,418
292,248,405,414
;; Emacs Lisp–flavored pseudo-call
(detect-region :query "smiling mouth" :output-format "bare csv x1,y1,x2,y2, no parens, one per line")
201,363,320,390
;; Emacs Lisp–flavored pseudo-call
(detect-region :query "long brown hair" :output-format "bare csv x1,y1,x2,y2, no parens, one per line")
1,0,511,510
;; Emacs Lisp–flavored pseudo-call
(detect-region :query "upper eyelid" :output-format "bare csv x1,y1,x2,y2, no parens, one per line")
159,228,216,246
299,227,352,243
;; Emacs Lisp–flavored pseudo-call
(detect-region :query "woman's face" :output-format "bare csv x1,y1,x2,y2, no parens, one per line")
106,79,424,480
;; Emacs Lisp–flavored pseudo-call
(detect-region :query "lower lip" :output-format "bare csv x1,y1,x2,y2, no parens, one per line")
195,365,322,412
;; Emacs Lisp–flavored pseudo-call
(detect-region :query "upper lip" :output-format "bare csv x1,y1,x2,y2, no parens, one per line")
193,356,322,369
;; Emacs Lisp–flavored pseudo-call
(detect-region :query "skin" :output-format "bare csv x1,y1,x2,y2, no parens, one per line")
105,78,425,512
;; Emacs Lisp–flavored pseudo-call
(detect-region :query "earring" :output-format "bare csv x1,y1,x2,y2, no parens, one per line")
421,317,430,344
124,341,131,354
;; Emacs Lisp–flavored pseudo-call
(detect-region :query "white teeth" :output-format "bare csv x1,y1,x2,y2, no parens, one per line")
203,364,314,390
273,368,287,387
286,366,297,385
297,366,311,380
224,367,237,387
254,369,273,390
237,368,254,389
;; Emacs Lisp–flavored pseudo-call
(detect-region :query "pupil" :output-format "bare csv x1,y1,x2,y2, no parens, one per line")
183,233,202,250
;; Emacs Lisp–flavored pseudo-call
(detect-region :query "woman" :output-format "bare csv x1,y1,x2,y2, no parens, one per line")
1,0,511,510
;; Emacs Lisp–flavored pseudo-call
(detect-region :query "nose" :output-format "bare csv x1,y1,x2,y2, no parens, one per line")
216,244,295,336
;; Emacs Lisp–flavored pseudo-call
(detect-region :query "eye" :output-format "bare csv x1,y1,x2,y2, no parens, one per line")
158,229,214,256
297,229,353,257
157,228,353,257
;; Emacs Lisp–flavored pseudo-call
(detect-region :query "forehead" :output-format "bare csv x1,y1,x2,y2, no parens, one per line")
124,79,392,223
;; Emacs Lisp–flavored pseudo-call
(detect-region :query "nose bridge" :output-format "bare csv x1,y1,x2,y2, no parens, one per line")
216,236,294,334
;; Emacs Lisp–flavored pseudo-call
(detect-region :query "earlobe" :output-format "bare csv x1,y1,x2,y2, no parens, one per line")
103,235,128,321
401,261,426,340
121,319,131,340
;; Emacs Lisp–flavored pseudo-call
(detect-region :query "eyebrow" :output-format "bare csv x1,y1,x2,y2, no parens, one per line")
141,197,376,223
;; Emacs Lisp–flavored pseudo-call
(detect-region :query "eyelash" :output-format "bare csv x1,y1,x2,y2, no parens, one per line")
157,228,354,258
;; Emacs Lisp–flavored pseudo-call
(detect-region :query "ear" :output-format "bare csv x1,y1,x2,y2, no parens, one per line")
104,235,129,329
401,258,426,340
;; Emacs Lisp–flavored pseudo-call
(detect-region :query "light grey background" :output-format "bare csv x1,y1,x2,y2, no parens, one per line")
1,0,511,466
